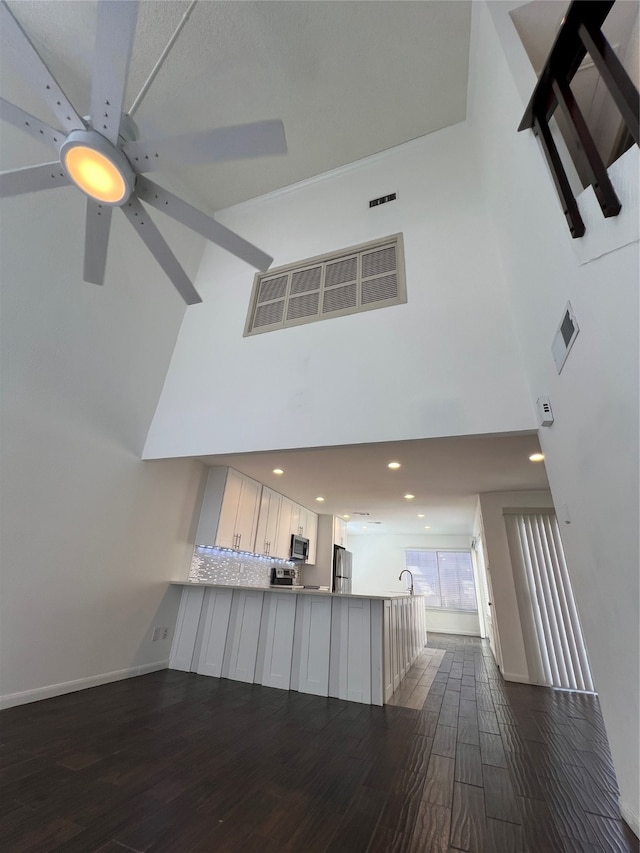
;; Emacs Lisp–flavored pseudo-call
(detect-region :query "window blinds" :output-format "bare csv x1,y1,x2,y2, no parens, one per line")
504,512,594,692
405,550,478,611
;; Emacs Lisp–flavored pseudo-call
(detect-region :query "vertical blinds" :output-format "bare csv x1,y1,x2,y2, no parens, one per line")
405,550,478,611
505,512,594,692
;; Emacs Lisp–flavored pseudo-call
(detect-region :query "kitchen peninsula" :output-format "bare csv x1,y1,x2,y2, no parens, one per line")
169,583,426,706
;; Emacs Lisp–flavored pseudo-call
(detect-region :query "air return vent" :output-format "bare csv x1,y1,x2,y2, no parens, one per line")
244,233,406,336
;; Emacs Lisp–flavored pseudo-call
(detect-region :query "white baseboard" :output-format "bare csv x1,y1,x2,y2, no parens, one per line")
501,671,531,684
621,799,640,840
0,660,169,710
426,628,482,637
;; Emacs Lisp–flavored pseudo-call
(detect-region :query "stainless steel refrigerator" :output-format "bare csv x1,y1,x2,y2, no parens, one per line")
333,545,352,594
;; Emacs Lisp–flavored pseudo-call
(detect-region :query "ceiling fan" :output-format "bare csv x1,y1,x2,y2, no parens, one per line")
0,0,287,304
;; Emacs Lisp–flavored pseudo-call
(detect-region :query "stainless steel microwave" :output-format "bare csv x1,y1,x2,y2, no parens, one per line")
290,534,309,562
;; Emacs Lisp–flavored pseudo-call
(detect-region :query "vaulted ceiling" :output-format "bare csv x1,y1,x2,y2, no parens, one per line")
1,1,471,213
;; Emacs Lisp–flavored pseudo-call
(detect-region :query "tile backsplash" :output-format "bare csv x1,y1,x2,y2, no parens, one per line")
189,547,298,587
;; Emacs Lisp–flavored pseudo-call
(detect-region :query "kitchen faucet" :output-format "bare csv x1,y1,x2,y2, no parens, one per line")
399,569,414,595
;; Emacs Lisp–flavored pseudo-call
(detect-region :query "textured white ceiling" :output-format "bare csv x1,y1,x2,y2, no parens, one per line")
1,0,471,213
198,433,550,536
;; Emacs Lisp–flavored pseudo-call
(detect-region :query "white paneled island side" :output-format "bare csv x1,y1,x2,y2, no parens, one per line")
169,583,426,705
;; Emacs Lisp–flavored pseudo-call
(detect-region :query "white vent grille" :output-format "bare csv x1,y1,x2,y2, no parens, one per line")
323,283,357,313
245,233,406,336
287,292,319,320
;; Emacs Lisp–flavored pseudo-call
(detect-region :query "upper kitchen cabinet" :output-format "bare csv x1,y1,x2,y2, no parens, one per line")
275,497,294,559
273,498,318,563
255,487,282,558
196,467,262,553
333,515,348,548
300,507,318,564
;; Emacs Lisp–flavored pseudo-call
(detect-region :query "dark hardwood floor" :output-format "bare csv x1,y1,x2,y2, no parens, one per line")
0,634,637,852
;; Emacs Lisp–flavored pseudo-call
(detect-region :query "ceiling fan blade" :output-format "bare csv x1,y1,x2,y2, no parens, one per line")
0,1,85,134
0,161,69,197
135,177,273,271
89,0,138,144
84,200,113,286
121,196,202,305
0,98,65,151
122,119,287,171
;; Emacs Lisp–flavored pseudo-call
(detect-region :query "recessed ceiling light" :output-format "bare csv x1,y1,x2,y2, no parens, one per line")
529,453,545,462
424,525,431,529
404,494,415,500
362,525,368,529
272,468,284,475
417,514,424,518
387,462,401,469
315,496,325,502
343,515,350,519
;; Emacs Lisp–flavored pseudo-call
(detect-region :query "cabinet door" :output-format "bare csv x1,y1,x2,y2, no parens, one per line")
292,595,331,696
290,503,302,537
255,487,281,556
305,509,318,565
383,599,394,702
275,497,294,559
333,516,347,548
223,590,264,683
216,469,243,548
234,475,261,553
255,593,296,690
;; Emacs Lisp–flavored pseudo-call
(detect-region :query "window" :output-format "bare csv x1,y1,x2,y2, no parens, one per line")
244,233,406,336
404,550,477,611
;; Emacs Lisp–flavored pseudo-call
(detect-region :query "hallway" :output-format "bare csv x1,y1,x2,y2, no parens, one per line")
0,634,636,852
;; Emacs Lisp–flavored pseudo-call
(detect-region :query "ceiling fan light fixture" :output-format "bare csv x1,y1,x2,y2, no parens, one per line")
60,130,134,205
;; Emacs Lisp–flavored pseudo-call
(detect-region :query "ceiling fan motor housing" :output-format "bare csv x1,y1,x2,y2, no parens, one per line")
60,129,135,205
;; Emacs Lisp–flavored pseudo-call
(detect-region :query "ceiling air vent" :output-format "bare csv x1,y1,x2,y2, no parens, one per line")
244,233,406,336
369,192,397,208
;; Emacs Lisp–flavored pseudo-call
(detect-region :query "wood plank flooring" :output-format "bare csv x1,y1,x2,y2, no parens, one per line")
0,634,637,852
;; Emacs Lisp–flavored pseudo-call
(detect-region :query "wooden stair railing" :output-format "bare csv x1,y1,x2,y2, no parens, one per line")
519,0,639,238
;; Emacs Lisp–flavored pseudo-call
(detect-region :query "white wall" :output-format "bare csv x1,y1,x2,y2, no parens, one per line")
0,168,207,706
349,533,479,636
470,2,639,831
144,120,536,460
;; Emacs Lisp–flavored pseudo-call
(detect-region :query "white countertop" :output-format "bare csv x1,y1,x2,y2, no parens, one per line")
170,581,422,601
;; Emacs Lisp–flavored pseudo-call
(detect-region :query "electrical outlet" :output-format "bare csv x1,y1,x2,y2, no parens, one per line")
162,628,169,640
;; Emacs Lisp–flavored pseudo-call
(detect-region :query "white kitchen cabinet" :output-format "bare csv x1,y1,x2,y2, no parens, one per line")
291,594,332,696
222,590,264,683
193,587,233,677
255,487,282,557
255,592,297,690
195,467,262,553
300,506,318,564
329,596,372,704
275,496,294,559
333,515,348,548
169,585,205,672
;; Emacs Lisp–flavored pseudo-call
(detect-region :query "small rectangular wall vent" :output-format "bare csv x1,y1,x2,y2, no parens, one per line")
244,233,406,336
552,301,579,373
369,192,397,208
